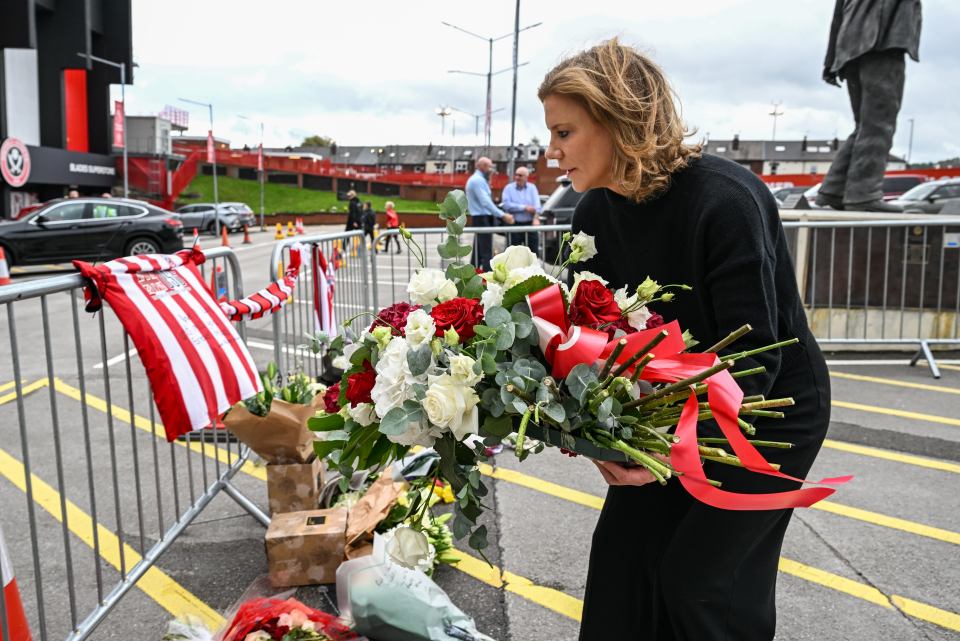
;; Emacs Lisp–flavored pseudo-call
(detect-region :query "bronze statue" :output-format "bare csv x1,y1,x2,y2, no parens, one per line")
817,0,922,212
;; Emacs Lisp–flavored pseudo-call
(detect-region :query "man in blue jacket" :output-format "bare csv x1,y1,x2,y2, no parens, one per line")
466,157,513,271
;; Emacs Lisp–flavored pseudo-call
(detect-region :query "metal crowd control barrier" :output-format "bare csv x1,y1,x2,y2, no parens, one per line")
0,247,267,641
271,219,959,379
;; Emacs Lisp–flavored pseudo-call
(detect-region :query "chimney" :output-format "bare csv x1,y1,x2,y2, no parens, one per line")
832,137,840,151
802,135,808,153
732,134,740,151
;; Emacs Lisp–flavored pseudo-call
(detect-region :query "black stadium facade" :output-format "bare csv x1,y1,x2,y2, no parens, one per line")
0,0,131,218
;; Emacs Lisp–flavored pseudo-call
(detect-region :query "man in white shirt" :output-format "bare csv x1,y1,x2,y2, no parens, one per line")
500,166,541,256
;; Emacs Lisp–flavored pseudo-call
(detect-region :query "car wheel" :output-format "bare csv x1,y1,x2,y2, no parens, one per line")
126,237,160,256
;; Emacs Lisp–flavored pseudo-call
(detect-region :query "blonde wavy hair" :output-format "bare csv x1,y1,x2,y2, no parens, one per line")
538,38,701,203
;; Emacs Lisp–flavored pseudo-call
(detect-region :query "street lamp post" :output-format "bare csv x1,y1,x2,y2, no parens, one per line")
450,106,505,143
77,52,130,198
180,98,219,237
435,106,452,136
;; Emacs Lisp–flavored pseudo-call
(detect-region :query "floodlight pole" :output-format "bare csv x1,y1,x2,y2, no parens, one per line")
77,52,129,198
180,98,219,236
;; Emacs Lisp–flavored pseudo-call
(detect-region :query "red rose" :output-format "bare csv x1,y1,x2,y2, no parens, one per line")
569,280,622,327
645,311,665,329
345,361,375,407
369,302,420,336
323,383,341,413
431,297,485,340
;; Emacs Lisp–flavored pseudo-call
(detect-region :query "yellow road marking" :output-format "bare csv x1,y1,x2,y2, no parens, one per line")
452,548,584,622
0,378,49,406
832,400,960,427
0,447,224,629
478,462,604,511
52,378,266,481
939,364,960,372
831,370,960,395
811,501,960,545
822,439,960,475
0,380,25,394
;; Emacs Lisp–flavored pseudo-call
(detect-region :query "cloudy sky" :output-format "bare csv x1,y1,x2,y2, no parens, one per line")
118,0,959,163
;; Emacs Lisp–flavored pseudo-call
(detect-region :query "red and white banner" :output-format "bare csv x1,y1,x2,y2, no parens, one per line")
1,525,33,641
112,100,124,149
313,246,337,336
219,245,306,321
206,130,215,164
74,248,262,441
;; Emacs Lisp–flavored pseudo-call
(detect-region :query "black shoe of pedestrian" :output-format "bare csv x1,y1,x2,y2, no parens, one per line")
845,199,904,213
815,192,845,210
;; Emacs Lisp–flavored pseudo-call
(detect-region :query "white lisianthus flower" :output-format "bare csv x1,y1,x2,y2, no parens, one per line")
626,305,653,331
347,402,377,427
331,354,350,370
422,373,479,441
407,268,457,305
614,286,639,311
404,308,436,347
480,281,504,310
382,525,436,573
371,338,416,418
244,631,273,641
568,231,598,263
490,245,538,282
449,353,482,387
570,270,609,298
503,264,554,290
370,325,394,350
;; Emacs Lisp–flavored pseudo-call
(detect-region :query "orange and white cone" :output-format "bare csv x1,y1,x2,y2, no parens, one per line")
1,525,33,641
191,228,200,248
296,217,304,235
220,225,230,248
0,248,11,286
242,225,252,244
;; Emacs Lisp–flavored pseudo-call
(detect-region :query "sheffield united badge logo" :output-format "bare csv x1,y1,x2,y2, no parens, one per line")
0,138,31,188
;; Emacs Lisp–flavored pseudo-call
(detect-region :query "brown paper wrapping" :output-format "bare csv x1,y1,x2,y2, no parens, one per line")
224,396,323,464
266,457,324,515
344,472,406,559
265,508,347,587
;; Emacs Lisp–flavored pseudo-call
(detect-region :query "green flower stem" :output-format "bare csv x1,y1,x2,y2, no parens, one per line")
738,418,757,435
401,231,426,268
515,408,533,458
702,454,781,472
704,324,753,354
629,353,655,383
697,437,793,449
593,432,673,483
610,330,669,378
624,360,735,410
732,366,766,379
728,338,799,362
634,423,675,447
740,397,795,411
740,409,785,419
599,339,628,381
742,394,766,404
506,384,535,405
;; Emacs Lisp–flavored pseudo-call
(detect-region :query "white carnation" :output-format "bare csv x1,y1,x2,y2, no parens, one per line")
347,402,377,427
408,268,457,305
449,353,482,387
480,281,504,310
422,373,479,441
570,270,608,298
371,338,416,418
569,231,597,262
404,308,436,347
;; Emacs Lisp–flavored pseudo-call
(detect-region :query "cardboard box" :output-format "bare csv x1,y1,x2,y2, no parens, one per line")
265,508,347,587
266,457,324,515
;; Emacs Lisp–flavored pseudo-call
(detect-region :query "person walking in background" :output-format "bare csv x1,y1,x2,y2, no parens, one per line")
501,166,542,257
816,0,921,212
466,156,514,271
381,200,402,254
345,189,363,232
362,201,377,249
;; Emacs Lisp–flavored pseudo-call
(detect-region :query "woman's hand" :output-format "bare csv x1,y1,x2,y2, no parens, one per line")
591,455,669,487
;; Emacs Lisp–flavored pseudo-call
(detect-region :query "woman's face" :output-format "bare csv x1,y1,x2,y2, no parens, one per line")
543,94,617,193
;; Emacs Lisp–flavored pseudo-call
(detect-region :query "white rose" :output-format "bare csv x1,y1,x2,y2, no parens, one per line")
371,338,416,418
347,402,377,427
480,281,504,310
422,373,479,441
614,286,638,312
569,231,597,263
407,268,457,305
383,525,436,573
490,245,538,273
570,270,608,298
626,305,653,331
404,308,436,347
449,353,482,386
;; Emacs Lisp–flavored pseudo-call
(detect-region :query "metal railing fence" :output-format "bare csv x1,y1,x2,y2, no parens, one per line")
0,247,267,641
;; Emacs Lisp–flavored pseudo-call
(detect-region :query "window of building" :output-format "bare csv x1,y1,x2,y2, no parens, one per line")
343,151,350,157
807,146,818,153
716,146,726,152
438,149,446,156
528,148,538,158
769,162,780,175
414,165,425,173
818,146,831,153
463,150,473,157
775,145,786,152
809,165,818,174
455,160,469,172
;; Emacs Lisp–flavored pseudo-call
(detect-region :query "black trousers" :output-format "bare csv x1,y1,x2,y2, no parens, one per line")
510,223,540,258
471,215,495,271
579,340,831,641
821,50,905,205
381,230,401,252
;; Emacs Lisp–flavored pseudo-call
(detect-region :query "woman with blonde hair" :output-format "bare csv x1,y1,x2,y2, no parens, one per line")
540,38,830,640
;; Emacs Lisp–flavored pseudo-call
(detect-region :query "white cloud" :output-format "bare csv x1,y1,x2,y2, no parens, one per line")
116,0,959,162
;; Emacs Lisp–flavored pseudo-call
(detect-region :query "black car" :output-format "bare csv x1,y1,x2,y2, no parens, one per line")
538,177,583,261
0,197,184,266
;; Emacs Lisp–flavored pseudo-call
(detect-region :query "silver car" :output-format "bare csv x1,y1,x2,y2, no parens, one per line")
890,178,960,214
175,202,249,233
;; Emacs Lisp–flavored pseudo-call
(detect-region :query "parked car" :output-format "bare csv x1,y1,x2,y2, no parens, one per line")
175,202,254,233
538,176,583,261
771,186,809,205
0,197,183,267
881,174,929,201
890,178,960,214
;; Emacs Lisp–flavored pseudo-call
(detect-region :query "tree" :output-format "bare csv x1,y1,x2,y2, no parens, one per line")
301,135,335,147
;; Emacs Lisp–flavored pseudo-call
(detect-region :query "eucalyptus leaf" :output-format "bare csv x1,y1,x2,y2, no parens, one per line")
460,274,486,299
406,343,433,377
379,402,422,436
481,415,513,438
307,413,344,432
483,306,511,327
514,358,546,381
494,323,516,350
469,524,489,551
566,364,598,404
543,402,566,423
597,396,614,422
472,324,496,338
512,310,534,339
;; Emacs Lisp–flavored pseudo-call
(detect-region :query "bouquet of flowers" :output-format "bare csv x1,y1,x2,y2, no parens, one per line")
310,191,845,554
219,597,357,641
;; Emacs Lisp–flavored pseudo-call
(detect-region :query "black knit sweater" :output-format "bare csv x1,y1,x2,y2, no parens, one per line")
571,153,819,404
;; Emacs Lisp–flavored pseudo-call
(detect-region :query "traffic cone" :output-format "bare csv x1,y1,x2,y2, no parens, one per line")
191,228,200,247
274,223,284,240
220,225,230,248
242,225,252,244
296,217,304,235
0,248,11,286
286,221,295,237
1,525,33,641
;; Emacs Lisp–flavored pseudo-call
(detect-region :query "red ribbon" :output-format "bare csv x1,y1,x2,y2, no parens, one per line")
527,284,851,510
